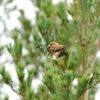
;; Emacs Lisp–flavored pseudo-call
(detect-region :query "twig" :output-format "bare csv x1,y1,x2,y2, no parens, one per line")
83,38,100,100
7,83,23,100
89,38,100,72
65,0,67,4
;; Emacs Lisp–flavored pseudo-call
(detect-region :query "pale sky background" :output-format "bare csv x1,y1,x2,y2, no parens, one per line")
0,0,100,100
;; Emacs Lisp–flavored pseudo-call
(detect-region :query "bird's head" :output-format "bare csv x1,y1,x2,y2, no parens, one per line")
47,42,59,48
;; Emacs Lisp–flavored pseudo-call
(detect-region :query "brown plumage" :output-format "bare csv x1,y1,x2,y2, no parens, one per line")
48,42,67,72
48,42,66,59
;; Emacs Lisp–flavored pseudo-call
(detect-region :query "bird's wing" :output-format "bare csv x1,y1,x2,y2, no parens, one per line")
54,45,66,53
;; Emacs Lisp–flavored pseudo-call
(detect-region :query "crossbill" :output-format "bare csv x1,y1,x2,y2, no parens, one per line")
48,42,67,60
48,42,67,72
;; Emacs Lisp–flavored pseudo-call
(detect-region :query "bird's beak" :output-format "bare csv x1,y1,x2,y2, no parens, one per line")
47,44,50,48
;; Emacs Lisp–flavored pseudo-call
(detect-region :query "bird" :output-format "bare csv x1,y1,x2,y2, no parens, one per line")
48,42,68,72
47,42,67,60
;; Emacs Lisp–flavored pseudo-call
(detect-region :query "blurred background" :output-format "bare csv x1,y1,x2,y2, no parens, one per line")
0,0,100,100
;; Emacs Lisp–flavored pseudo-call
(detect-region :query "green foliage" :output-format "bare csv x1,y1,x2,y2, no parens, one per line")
41,0,53,17
17,62,25,81
41,59,67,100
65,70,74,85
0,0,100,100
76,74,91,99
4,96,9,100
93,60,100,81
0,0,3,3
19,13,32,31
0,46,3,53
57,2,67,20
37,15,54,44
37,16,54,34
64,47,71,68
33,32,47,53
0,67,12,85
6,33,23,63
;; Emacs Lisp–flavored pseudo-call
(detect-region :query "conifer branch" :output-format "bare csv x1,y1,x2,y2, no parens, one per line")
89,37,100,72
7,83,22,99
83,37,100,100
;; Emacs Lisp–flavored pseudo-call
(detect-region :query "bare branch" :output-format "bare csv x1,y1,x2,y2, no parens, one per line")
89,38,100,72
7,83,22,100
